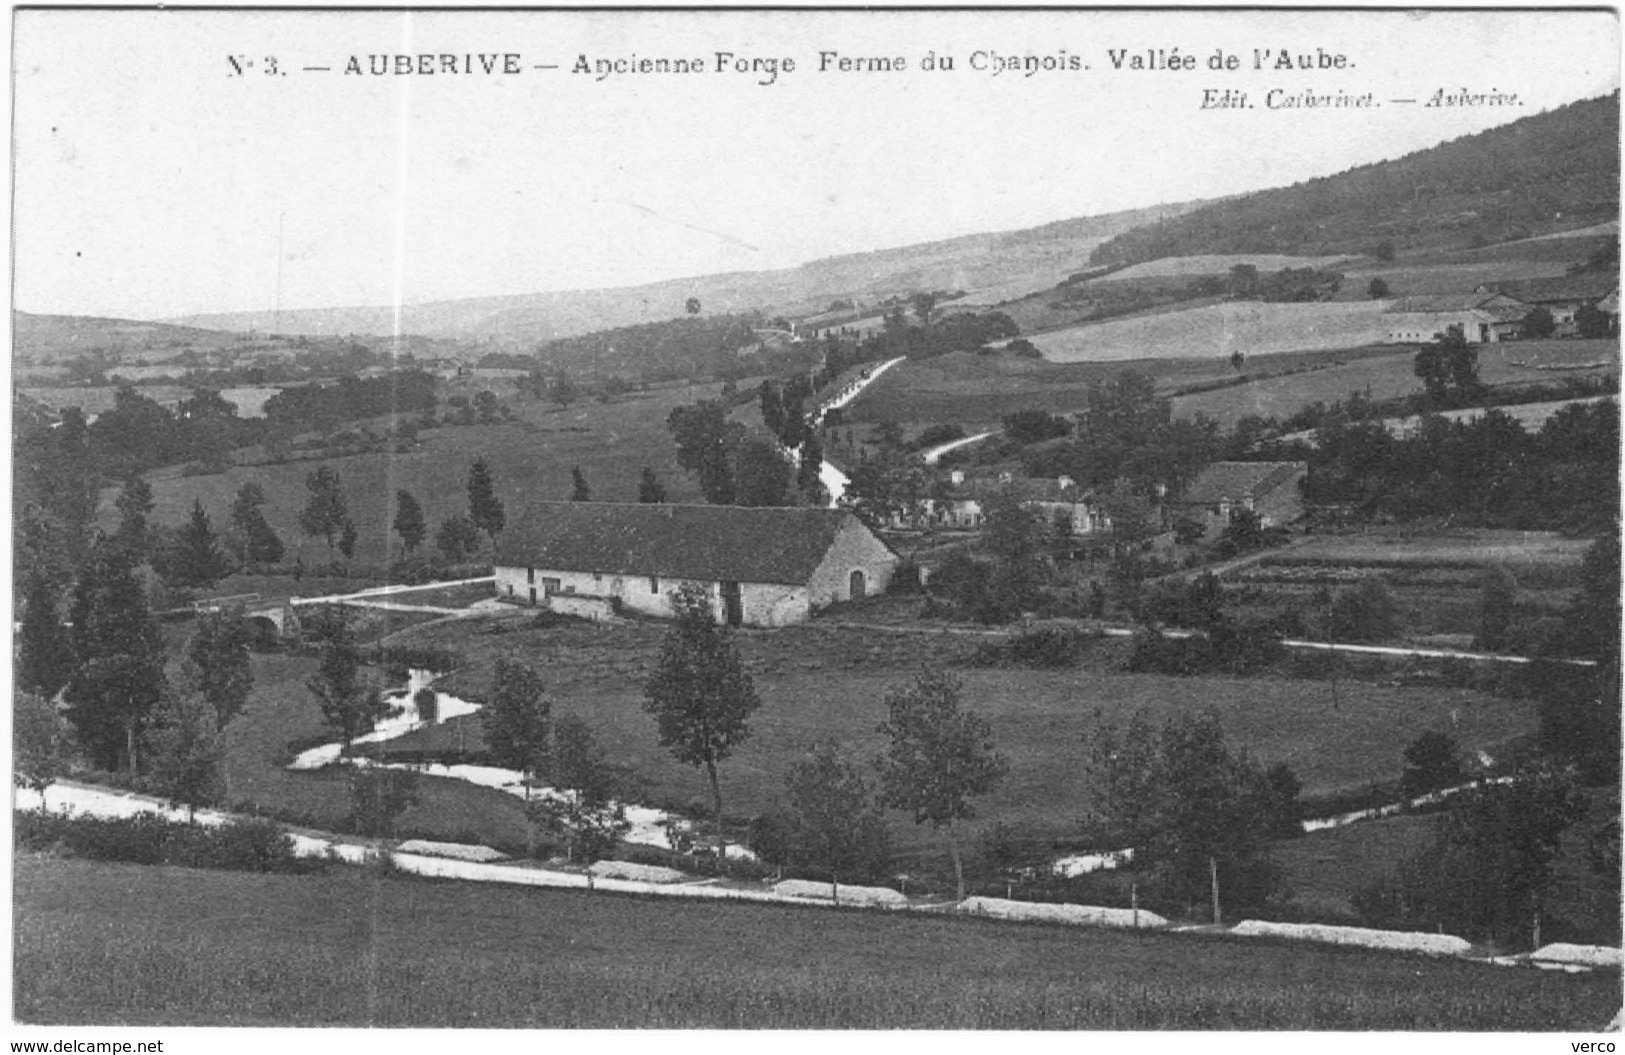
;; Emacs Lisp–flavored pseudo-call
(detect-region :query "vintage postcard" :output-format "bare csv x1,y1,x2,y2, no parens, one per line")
9,5,1621,1041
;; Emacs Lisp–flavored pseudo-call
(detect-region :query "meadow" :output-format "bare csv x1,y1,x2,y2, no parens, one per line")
378,615,1538,855
137,381,725,570
15,855,1617,1029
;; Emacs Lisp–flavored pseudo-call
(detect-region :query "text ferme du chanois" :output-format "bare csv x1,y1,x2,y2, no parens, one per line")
225,45,1525,111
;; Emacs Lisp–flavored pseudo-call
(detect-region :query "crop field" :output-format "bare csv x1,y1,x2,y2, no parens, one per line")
1259,530,1592,575
379,617,1537,853
1172,338,1618,427
1333,259,1579,300
1224,529,1589,639
15,855,1616,1029
138,383,722,570
1029,300,1391,364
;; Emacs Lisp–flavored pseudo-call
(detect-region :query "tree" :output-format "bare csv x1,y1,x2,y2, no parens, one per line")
785,743,890,884
685,296,702,315
435,514,480,562
113,475,155,558
735,439,792,507
667,400,742,504
874,670,1007,899
474,389,501,424
1357,763,1585,947
348,767,420,838
1523,305,1557,339
1476,565,1519,652
1366,277,1391,299
1400,730,1464,801
1229,350,1245,372
1002,409,1070,445
338,520,359,562
643,584,761,863
1084,709,1289,920
1575,302,1614,338
65,541,164,771
910,291,937,326
299,466,349,554
1228,263,1259,298
64,654,166,773
244,515,285,565
637,467,668,504
393,490,427,554
529,715,631,863
146,686,223,822
484,658,553,854
167,500,232,588
229,481,282,564
797,431,825,497
548,373,579,409
570,466,592,502
467,458,506,541
306,627,389,746
185,612,254,731
14,691,69,812
979,488,1051,620
17,568,74,698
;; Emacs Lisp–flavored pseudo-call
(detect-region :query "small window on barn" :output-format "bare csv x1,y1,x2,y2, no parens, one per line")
650,576,660,594
527,567,535,584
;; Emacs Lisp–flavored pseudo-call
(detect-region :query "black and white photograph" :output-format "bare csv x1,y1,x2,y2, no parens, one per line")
9,5,1622,1036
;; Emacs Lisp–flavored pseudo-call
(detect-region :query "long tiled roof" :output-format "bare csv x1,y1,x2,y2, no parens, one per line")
494,502,870,586
1177,462,1305,505
1386,292,1526,314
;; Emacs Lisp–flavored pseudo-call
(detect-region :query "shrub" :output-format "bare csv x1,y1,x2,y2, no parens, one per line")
15,811,311,873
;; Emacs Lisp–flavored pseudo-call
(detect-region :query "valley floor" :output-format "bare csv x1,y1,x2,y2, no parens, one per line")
14,855,1618,1030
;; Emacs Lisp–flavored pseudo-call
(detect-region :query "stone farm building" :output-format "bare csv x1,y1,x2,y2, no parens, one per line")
1170,461,1308,540
1384,292,1530,344
493,502,897,627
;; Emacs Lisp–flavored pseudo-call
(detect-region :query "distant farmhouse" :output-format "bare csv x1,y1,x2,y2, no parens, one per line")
493,502,897,627
1383,292,1530,344
1170,461,1308,540
915,471,1112,536
1477,274,1619,336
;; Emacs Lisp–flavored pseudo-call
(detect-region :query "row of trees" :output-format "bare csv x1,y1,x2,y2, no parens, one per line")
666,400,823,508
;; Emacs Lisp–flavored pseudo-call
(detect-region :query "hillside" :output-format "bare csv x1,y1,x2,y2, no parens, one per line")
13,311,249,365
1090,93,1620,265
166,200,1207,343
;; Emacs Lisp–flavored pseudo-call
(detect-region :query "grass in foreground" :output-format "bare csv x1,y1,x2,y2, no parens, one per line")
15,855,1617,1029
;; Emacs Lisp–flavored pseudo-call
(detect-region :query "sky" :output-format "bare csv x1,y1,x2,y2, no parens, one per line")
12,8,1620,321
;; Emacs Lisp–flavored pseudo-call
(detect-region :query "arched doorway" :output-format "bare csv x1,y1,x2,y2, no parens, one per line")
849,569,867,600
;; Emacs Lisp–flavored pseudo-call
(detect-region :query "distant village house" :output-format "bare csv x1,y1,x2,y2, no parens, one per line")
1170,461,1308,540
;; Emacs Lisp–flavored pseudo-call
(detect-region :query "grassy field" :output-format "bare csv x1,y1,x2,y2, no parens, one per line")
380,617,1537,854
137,382,723,570
219,652,532,852
1028,301,1390,364
15,855,1617,1029
840,346,1397,426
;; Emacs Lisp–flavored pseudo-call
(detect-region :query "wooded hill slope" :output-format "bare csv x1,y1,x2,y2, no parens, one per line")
1090,93,1620,266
